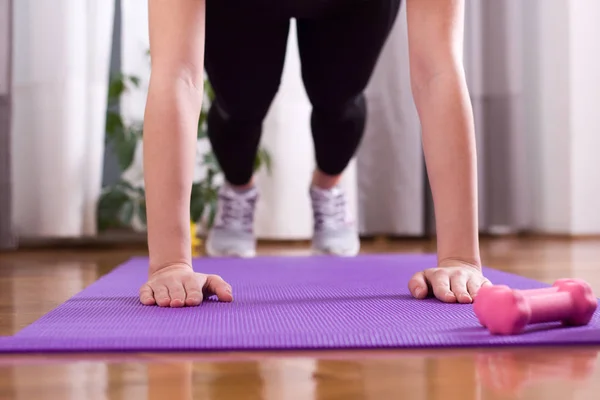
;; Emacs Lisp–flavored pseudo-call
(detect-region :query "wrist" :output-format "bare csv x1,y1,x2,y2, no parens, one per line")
438,256,482,270
149,259,193,276
146,222,193,275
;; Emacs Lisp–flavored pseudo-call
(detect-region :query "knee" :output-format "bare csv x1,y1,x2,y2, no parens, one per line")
312,93,366,124
207,97,265,141
208,78,282,125
209,97,271,125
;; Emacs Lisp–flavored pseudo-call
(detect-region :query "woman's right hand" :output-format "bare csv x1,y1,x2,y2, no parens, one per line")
139,263,233,307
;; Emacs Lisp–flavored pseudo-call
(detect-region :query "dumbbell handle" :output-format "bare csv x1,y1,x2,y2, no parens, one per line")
517,287,559,297
526,292,578,325
518,279,583,297
475,287,561,327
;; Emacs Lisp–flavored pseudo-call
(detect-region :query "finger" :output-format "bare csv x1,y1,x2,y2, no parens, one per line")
166,281,186,308
428,270,457,303
408,271,429,299
468,277,492,299
204,275,233,302
153,284,171,307
139,284,156,306
183,277,204,306
450,272,472,304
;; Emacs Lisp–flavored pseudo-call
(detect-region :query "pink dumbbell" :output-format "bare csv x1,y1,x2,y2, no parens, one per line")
474,279,583,327
473,279,597,335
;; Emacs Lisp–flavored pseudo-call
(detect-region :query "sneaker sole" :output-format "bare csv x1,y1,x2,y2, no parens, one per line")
205,242,256,258
311,245,360,257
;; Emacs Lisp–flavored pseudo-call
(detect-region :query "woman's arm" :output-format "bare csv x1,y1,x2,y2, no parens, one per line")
140,0,232,307
144,0,205,272
405,0,490,303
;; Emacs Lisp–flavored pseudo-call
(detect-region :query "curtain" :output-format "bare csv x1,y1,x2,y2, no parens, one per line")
356,1,532,237
464,0,531,234
0,0,15,249
356,4,424,237
11,0,114,238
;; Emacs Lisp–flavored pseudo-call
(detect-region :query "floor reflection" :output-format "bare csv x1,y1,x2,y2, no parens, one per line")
0,348,598,399
476,350,599,397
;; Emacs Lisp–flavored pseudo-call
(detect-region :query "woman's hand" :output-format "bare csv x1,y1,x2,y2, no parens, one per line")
408,260,491,303
139,263,233,307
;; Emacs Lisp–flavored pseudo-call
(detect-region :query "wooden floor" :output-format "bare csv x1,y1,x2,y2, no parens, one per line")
0,237,599,399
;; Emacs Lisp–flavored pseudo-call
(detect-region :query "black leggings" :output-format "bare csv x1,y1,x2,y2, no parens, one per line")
205,0,402,186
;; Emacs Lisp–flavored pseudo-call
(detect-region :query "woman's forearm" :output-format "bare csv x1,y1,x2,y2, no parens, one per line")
144,0,206,275
412,68,481,268
143,74,203,274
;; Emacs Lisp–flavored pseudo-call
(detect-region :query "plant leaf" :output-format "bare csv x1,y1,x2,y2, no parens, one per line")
190,182,206,223
108,74,126,101
137,198,147,226
116,179,143,197
119,200,135,227
114,133,139,171
190,196,206,223
105,112,124,140
197,121,208,139
204,78,215,101
254,147,273,174
128,123,144,140
203,152,220,168
261,148,273,173
197,77,213,137
207,200,218,228
97,186,131,231
191,182,203,199
128,75,141,87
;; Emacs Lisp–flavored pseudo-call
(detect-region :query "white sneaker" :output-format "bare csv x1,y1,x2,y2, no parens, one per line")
310,185,360,256
205,184,258,258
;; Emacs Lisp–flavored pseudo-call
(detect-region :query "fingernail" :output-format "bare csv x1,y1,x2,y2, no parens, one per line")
415,288,423,298
446,291,456,298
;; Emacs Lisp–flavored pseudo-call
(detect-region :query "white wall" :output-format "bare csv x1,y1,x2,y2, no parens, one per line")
120,1,149,124
569,1,600,234
523,0,600,234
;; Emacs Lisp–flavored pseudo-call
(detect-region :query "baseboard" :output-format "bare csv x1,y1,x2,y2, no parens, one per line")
8,230,600,253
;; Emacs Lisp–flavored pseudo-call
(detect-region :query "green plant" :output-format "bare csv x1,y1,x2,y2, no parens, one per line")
98,68,272,232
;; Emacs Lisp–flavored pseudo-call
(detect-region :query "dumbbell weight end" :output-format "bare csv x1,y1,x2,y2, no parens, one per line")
475,288,532,335
526,280,597,326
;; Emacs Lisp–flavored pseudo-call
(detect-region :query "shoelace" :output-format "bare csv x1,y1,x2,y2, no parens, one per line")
218,192,256,232
312,191,347,230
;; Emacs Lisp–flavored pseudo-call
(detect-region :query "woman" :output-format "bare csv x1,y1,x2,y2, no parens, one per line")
139,0,490,308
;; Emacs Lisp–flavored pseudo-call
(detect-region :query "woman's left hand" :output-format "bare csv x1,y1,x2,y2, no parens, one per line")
408,261,492,303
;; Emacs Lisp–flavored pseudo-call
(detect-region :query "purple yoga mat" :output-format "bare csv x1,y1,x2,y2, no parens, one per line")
0,254,599,353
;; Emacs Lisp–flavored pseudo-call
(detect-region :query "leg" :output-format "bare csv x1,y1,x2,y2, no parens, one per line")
204,1,290,257
296,0,402,255
297,0,402,182
205,1,289,187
